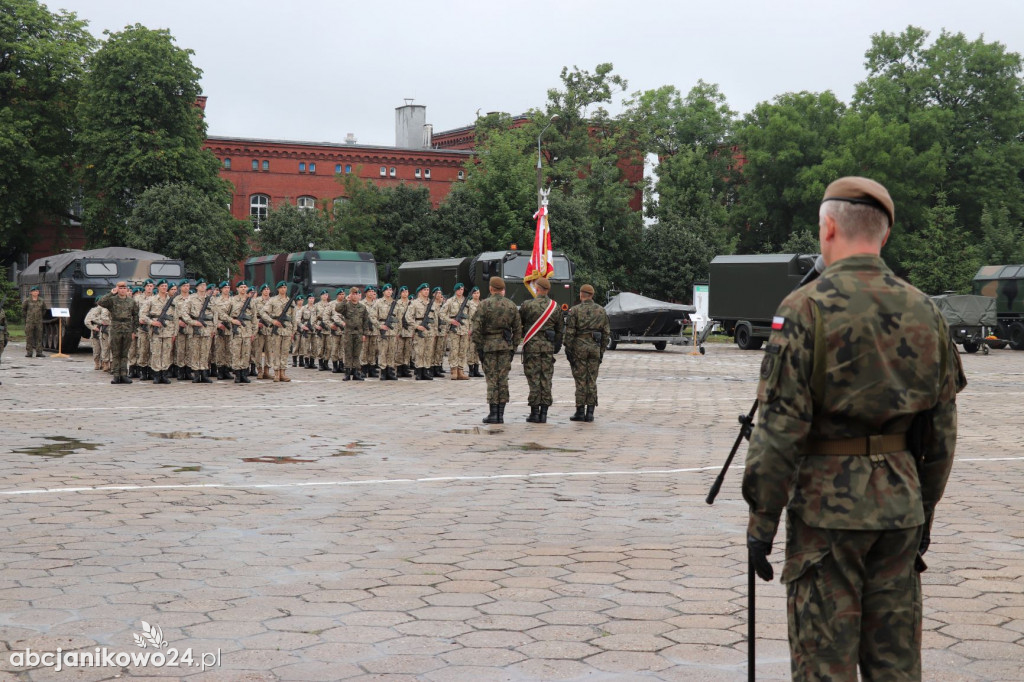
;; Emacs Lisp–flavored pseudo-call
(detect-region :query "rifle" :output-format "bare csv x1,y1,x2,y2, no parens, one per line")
273,297,296,333
154,294,178,329
192,295,212,336
416,297,435,338
449,296,470,333
382,298,398,338
233,296,253,336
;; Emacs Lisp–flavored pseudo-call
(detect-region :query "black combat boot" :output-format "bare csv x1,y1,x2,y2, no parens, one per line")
248,362,257,377
388,367,398,380
291,355,297,367
421,366,433,380
369,365,380,378
121,375,132,385
170,365,180,379
584,406,595,422
331,361,342,373
160,370,172,384
482,404,500,424
569,406,586,422
353,368,365,381
110,375,122,385
193,369,203,383
233,370,243,383
319,359,328,371
538,406,548,424
128,365,139,379
433,366,444,378
343,369,352,381
526,406,541,423
471,364,483,377
497,404,506,424
218,366,230,381
379,367,387,381
397,364,411,378
200,370,212,383
183,367,193,381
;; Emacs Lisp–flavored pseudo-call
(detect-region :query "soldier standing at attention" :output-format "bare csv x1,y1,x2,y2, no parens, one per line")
466,286,482,377
96,281,139,384
375,283,399,381
404,283,433,381
429,287,447,377
172,280,192,380
313,289,331,371
442,283,472,380
565,284,610,422
360,286,380,377
185,280,215,383
132,280,155,379
140,279,176,384
335,286,372,381
328,288,347,373
227,281,257,383
84,304,108,371
394,285,414,377
212,282,234,380
260,281,294,383
519,278,564,423
299,292,316,368
471,277,522,424
253,284,272,379
741,178,965,681
22,286,47,357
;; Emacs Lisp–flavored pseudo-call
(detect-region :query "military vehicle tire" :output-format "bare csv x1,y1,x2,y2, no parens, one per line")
608,333,618,351
987,339,1007,350
735,324,763,351
962,341,980,354
653,341,667,351
1010,323,1024,351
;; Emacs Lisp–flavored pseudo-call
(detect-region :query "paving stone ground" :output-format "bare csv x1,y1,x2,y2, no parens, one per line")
0,340,1021,681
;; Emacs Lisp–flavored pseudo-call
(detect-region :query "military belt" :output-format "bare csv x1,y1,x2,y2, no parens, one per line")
804,433,907,456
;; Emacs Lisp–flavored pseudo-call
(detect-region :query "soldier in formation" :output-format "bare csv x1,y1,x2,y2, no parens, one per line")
22,286,47,357
441,283,472,380
171,280,192,379
404,284,434,380
95,281,139,384
185,279,215,383
84,303,111,372
360,286,380,377
260,281,296,383
466,286,482,377
741,177,965,680
519,278,564,423
129,280,154,379
374,283,400,380
394,285,414,377
471,277,522,424
335,286,372,381
565,284,610,422
139,279,177,384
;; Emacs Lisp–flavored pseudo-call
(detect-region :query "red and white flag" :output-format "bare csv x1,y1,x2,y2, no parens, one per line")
524,198,554,297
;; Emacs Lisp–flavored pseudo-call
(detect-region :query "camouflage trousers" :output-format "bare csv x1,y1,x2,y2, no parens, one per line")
174,331,188,367
267,334,289,370
431,333,447,367
149,335,174,371
252,334,268,366
312,334,325,359
230,334,253,371
361,334,379,366
139,330,153,367
569,345,601,406
342,334,363,369
213,334,231,367
128,333,139,366
91,333,104,366
412,334,432,367
295,333,310,357
448,333,470,370
482,350,513,404
396,336,413,366
783,514,923,682
378,335,398,368
187,332,212,371
25,321,43,354
108,331,131,379
522,352,555,406
328,334,344,364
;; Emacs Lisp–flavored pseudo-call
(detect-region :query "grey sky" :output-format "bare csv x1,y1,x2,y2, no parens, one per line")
58,0,1024,147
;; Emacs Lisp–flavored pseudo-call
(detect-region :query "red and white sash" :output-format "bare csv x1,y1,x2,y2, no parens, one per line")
522,300,558,346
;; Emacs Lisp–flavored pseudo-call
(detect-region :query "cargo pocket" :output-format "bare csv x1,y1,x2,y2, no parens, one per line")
783,548,835,654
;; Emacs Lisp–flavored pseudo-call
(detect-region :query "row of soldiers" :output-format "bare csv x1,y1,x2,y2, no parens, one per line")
90,278,488,385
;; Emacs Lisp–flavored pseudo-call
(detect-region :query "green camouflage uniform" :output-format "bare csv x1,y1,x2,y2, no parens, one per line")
22,297,47,355
742,254,965,681
564,299,610,406
470,293,522,404
519,295,564,407
96,292,140,381
335,299,372,371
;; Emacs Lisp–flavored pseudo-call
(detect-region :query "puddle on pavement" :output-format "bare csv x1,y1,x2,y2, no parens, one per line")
445,428,503,435
514,442,585,453
159,464,202,473
242,456,315,464
332,441,371,457
147,432,236,441
14,436,101,458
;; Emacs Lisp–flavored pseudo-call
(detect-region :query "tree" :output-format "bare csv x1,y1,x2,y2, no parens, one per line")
979,203,1024,265
330,172,385,252
125,182,251,282
0,0,94,258
77,24,227,246
902,192,979,294
638,217,717,302
255,201,331,255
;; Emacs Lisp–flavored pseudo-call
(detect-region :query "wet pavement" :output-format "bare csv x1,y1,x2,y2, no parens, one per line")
0,342,1021,681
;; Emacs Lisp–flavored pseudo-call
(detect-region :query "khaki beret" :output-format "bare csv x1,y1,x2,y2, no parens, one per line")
822,176,894,227
533,277,551,291
489,276,505,291
580,284,595,296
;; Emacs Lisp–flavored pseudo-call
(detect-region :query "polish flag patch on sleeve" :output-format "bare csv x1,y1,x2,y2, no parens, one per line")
771,316,785,331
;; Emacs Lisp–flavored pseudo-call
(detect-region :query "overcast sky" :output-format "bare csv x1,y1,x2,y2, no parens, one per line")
56,0,1024,147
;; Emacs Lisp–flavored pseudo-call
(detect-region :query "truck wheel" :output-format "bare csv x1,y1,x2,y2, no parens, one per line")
735,324,763,351
608,333,618,351
653,341,667,351
962,341,979,354
1010,323,1024,350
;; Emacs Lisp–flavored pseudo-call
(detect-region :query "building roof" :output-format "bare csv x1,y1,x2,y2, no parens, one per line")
206,135,473,155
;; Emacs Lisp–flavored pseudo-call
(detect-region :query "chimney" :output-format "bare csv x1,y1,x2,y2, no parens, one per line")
422,124,433,148
345,133,357,145
395,100,427,148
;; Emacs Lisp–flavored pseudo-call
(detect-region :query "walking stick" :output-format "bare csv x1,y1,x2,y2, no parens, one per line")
707,399,758,682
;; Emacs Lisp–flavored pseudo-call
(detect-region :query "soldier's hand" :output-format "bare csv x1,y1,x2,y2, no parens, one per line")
151,321,162,327
451,319,460,326
747,535,774,582
193,321,202,327
273,320,283,327
232,319,241,326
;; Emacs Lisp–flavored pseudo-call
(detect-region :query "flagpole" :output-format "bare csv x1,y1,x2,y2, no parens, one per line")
536,114,559,210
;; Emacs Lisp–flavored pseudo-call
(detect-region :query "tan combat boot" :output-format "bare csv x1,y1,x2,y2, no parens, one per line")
260,366,271,380
103,361,110,373
279,369,291,383
272,369,281,382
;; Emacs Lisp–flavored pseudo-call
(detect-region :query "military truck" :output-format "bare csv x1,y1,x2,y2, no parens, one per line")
973,264,1024,349
397,250,575,309
708,253,818,350
245,250,378,299
18,247,186,353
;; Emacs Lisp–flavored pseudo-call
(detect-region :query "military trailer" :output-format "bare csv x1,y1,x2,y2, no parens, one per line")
397,250,575,309
972,264,1024,349
708,253,818,350
245,250,378,300
18,247,185,353
931,294,997,354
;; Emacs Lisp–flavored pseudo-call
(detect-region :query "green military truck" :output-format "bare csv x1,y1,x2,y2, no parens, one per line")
708,253,818,350
973,264,1024,349
18,247,185,353
245,250,378,299
397,250,575,309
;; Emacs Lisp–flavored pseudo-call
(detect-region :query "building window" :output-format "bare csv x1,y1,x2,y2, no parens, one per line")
297,196,316,212
379,166,387,177
252,160,259,171
414,168,421,178
223,158,231,170
262,160,269,171
335,164,342,174
345,164,351,174
250,194,269,225
389,167,396,177
309,163,316,174
424,168,431,179
299,162,306,173
458,170,465,180
333,197,349,211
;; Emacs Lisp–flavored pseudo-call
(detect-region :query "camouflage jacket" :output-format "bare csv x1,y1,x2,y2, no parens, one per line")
22,297,46,325
441,296,471,336
97,293,139,335
742,255,965,542
471,294,522,352
140,294,178,338
565,300,610,354
187,294,217,338
395,298,413,337
519,295,564,354
375,296,400,337
227,294,258,335
334,300,372,335
404,297,435,337
260,295,295,336
84,306,110,336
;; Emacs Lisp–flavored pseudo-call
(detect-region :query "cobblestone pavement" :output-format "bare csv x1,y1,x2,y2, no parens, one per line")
0,341,1021,681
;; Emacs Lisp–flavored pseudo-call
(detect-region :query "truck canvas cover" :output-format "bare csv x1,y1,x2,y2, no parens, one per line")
606,292,695,337
931,294,997,327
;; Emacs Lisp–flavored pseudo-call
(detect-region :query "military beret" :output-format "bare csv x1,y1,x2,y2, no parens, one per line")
30,285,40,291
220,281,230,289
275,280,288,289
416,283,429,293
364,286,377,295
259,283,270,292
580,284,595,295
144,279,154,285
195,278,206,285
295,293,304,300
306,292,315,299
236,280,248,288
432,286,443,294
488,276,505,291
178,279,190,287
470,286,479,293
320,289,329,296
822,176,894,227
533,277,551,291
155,279,168,287
398,285,408,292
381,283,393,291
131,287,142,293
335,288,345,296
453,282,465,293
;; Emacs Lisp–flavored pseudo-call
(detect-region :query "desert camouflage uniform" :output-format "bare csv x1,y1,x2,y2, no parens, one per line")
471,293,522,404
297,301,316,360
375,294,400,371
186,292,216,371
252,295,271,372
742,255,965,681
328,295,347,366
360,297,379,370
565,299,610,407
85,305,109,369
441,294,472,373
212,293,234,369
140,294,178,371
228,293,257,371
395,295,413,370
260,294,295,371
174,292,192,370
430,294,448,369
404,295,434,368
520,294,564,408
130,291,152,370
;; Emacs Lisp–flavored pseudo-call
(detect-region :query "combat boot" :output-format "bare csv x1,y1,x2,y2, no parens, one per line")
470,364,483,377
496,404,506,424
218,366,230,381
584,406,595,422
343,369,352,381
272,368,281,382
482,404,500,424
421,366,433,380
199,370,213,384
538,406,548,424
279,369,291,383
160,370,172,385
292,355,298,367
353,368,365,381
110,375,122,384
94,357,102,370
234,370,243,383
121,375,132,385
569,406,586,422
238,369,251,384
182,367,193,381
380,367,388,381
457,367,469,380
168,365,177,379
526,406,541,423
193,370,203,383
369,365,380,378
433,366,444,378
388,367,398,380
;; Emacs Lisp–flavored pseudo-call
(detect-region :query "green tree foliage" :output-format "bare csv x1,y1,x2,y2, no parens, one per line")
903,193,979,294
0,265,23,323
77,24,227,246
978,203,1024,265
0,0,94,258
125,182,251,282
330,172,385,252
255,201,331,255
638,217,717,302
